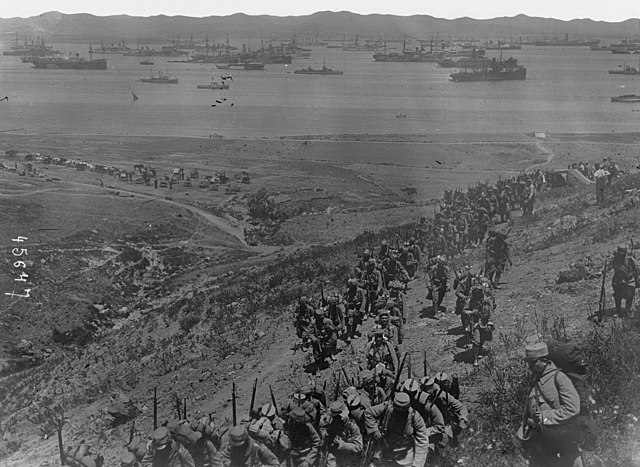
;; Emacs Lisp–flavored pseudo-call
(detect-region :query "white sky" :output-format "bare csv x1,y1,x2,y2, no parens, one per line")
1,0,638,22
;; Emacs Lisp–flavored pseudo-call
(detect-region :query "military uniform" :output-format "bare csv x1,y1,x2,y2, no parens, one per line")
343,279,367,340
366,332,399,374
219,425,280,467
321,401,363,467
283,408,322,467
610,246,639,316
311,310,338,365
141,427,196,467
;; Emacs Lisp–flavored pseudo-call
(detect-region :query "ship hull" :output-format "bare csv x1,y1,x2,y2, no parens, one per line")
32,58,107,70
450,68,526,82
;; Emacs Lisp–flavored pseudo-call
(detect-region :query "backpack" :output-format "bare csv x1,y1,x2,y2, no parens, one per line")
544,340,599,451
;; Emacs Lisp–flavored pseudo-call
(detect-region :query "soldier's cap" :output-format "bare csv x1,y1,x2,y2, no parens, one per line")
328,295,338,303
393,392,411,409
378,310,390,317
289,406,307,422
420,376,437,391
359,370,374,383
342,386,358,399
401,378,420,394
403,242,410,247
409,237,416,243
375,363,390,375
299,296,308,304
364,249,371,256
176,424,202,445
372,328,384,337
367,258,376,266
228,425,249,447
348,278,358,285
292,392,307,401
299,386,312,395
438,255,447,263
435,372,449,383
151,427,172,450
120,450,137,467
329,401,348,417
616,245,627,254
314,308,325,318
523,342,549,362
260,403,276,418
381,239,388,246
390,254,398,260
346,394,361,409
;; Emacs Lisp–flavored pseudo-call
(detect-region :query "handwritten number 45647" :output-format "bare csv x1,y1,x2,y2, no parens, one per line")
6,236,31,298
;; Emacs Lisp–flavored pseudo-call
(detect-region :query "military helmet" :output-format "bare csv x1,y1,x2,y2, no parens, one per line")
401,378,420,395
260,403,276,418
289,407,307,422
152,427,172,450
346,394,361,409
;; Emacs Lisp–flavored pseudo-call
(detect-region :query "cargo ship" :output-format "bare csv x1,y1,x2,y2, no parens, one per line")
610,94,640,102
32,54,107,70
140,70,178,84
294,60,343,75
533,34,600,47
449,57,526,82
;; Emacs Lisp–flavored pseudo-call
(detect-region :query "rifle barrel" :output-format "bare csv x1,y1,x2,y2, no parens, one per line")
232,382,237,425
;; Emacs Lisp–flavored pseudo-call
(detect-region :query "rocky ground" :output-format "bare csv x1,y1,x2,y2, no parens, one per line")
1,132,640,466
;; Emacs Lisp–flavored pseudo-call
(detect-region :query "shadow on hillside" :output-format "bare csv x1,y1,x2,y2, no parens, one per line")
588,306,634,323
447,325,466,336
453,347,476,364
418,305,446,319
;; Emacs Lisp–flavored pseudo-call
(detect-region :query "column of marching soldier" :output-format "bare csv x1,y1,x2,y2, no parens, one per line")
63,176,522,467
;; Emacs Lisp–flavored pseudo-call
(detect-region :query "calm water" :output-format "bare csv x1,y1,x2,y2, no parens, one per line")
0,43,639,138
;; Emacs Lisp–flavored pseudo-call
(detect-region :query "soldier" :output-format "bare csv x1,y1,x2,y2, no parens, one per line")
283,407,321,467
454,267,474,321
427,256,451,313
399,379,446,454
248,403,287,461
120,451,141,467
325,295,346,341
521,343,582,467
321,401,363,467
398,246,418,279
141,426,195,467
593,163,610,205
378,240,391,261
281,392,318,425
346,394,368,436
363,392,430,467
354,249,372,279
523,179,536,218
366,329,399,374
174,423,220,467
311,309,338,367
294,297,315,349
431,229,448,260
359,368,390,406
463,278,495,367
420,377,469,449
382,254,409,288
343,278,367,341
610,245,639,317
375,310,401,356
362,259,384,318
408,237,421,265
485,229,512,288
219,425,280,467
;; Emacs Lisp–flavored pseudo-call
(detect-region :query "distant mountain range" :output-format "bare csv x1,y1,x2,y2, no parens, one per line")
0,11,638,46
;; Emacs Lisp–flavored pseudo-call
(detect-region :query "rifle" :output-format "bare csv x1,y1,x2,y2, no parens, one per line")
386,352,408,401
250,378,258,418
153,387,158,430
407,354,412,379
175,395,182,420
361,439,372,467
320,282,326,307
129,420,136,445
342,367,350,387
423,350,428,377
56,412,65,466
232,382,237,426
599,258,607,314
183,398,187,420
269,385,279,417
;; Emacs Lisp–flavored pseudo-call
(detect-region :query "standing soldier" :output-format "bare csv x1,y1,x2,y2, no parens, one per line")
463,278,495,367
354,249,372,279
321,401,363,467
520,343,582,467
419,378,469,449
427,256,451,314
593,163,610,205
363,259,384,318
326,295,347,341
398,245,417,279
378,240,391,261
610,245,639,317
311,309,338,367
382,254,410,288
219,425,280,467
366,330,399,374
141,427,195,467
294,297,315,349
375,310,401,357
343,278,367,341
523,179,536,218
408,237,421,266
283,407,321,467
363,392,430,467
485,230,512,289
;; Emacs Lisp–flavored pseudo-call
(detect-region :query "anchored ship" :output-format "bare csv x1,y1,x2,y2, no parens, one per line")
31,54,107,70
449,57,526,82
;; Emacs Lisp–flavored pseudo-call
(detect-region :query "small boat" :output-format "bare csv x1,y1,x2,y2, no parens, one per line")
196,77,229,90
140,70,178,84
140,59,154,65
610,94,640,102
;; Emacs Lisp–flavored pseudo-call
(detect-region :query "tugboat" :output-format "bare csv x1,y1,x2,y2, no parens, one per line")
450,56,526,82
140,70,178,84
196,77,229,90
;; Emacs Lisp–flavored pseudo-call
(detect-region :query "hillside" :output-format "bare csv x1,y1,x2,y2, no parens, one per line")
1,133,640,466
0,11,638,45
